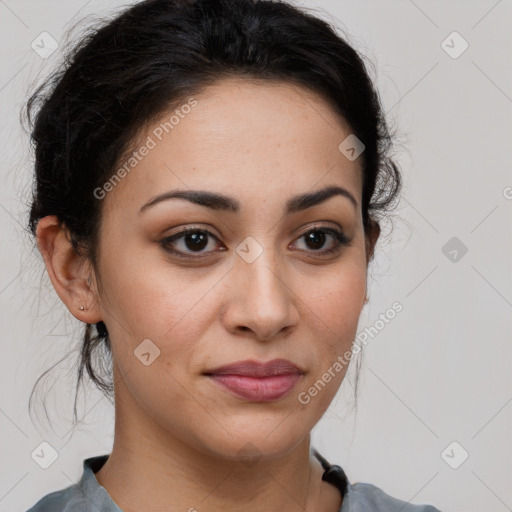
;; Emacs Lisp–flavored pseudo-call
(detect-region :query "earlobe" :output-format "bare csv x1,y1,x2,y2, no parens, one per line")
35,215,102,324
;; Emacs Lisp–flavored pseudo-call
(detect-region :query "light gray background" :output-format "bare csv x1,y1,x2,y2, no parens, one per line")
1,1,511,511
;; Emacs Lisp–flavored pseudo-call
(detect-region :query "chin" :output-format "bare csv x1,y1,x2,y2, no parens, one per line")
194,423,305,463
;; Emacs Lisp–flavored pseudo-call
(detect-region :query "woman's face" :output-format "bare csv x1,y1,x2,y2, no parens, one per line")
94,77,377,461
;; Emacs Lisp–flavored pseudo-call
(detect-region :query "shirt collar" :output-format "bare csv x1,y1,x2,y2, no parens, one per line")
79,453,350,512
79,455,123,511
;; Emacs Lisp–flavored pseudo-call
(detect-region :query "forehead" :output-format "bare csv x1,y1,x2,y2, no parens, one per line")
104,77,363,214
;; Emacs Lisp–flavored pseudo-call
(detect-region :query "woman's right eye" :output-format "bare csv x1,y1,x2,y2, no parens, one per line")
159,228,224,258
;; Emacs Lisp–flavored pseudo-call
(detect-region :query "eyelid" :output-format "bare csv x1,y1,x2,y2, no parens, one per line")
294,221,344,238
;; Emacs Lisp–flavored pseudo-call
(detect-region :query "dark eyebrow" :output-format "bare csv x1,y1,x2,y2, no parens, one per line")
138,185,358,215
286,185,358,212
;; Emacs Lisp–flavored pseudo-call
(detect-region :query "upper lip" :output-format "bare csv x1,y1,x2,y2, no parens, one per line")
203,358,304,377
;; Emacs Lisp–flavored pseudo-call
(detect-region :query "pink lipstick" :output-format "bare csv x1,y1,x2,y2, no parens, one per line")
204,358,304,402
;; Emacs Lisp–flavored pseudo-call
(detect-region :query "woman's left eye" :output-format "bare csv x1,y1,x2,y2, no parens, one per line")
159,226,350,259
293,227,350,255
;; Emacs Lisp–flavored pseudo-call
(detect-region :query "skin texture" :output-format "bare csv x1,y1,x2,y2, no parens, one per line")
36,77,380,512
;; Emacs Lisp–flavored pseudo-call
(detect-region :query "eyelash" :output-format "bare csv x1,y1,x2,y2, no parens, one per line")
159,225,350,259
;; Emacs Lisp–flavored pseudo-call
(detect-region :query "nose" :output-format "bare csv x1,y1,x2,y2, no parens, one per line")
222,244,299,341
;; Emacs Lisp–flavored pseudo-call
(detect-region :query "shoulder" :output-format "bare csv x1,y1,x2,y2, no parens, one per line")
342,481,442,511
25,484,89,512
25,454,115,512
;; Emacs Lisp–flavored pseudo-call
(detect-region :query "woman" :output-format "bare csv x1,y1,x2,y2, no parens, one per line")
24,0,442,510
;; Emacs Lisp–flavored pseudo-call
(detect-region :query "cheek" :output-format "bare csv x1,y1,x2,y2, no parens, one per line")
100,250,226,406
302,264,366,344
101,267,216,426
295,264,366,402
100,243,218,340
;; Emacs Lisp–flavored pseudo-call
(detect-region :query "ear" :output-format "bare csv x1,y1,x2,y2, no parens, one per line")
35,215,102,324
365,219,381,265
362,219,380,307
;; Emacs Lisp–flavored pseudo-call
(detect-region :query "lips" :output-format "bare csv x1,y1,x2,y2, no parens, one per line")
203,358,304,377
203,358,304,402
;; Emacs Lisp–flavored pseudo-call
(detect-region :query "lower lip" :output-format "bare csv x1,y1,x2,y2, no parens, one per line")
207,373,302,402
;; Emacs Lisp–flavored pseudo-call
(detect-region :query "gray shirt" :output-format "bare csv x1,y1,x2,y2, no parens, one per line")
25,453,442,512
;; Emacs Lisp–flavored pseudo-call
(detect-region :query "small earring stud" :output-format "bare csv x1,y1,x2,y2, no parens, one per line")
79,305,87,311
